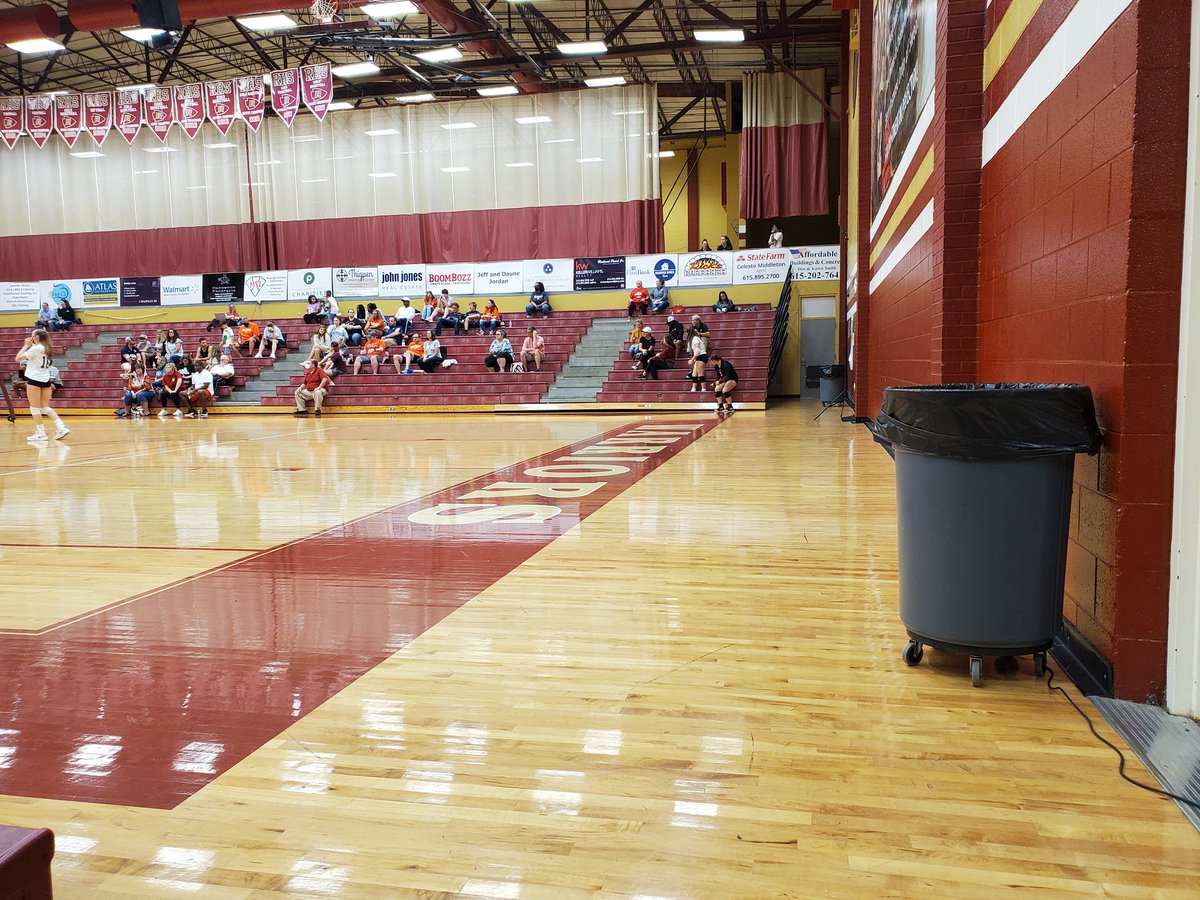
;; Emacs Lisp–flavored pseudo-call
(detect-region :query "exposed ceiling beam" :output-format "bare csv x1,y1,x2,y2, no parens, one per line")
157,23,195,85
605,0,656,44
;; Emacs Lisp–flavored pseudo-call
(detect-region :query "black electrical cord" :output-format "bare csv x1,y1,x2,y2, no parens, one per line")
1045,663,1200,810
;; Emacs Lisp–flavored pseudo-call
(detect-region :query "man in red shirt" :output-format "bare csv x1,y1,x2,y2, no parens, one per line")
628,280,650,317
236,320,261,357
295,359,333,417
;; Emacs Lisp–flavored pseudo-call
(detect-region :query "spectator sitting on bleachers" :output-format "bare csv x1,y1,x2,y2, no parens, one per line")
480,300,502,334
35,302,63,332
309,324,331,361
435,301,464,336
328,317,349,348
157,363,185,418
381,316,407,348
342,310,364,346
185,359,213,418
712,290,739,313
665,315,685,354
164,329,185,364
353,331,390,375
235,320,260,357
398,333,425,375
119,336,140,367
630,325,655,369
57,296,77,326
209,354,236,391
151,355,167,390
430,290,452,325
122,362,155,418
394,298,417,333
323,291,339,321
177,354,194,385
628,281,650,317
520,327,545,372
526,282,552,317
303,294,324,325
206,304,240,332
135,333,155,363
294,359,333,417
257,322,284,359
321,340,351,376
638,335,677,380
151,329,166,358
462,301,482,334
220,323,236,357
484,329,515,373
627,319,646,359
365,305,386,335
194,338,214,364
420,291,437,320
649,278,670,313
410,331,443,374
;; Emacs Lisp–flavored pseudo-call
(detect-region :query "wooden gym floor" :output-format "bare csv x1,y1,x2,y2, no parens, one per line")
0,403,1196,897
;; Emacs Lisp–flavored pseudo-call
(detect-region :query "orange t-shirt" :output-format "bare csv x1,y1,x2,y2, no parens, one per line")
237,323,260,342
366,312,385,331
629,287,649,303
481,305,500,321
407,338,424,355
363,338,387,356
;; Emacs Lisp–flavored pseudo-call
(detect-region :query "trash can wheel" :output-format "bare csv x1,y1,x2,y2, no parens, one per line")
970,656,983,688
902,640,923,667
1033,652,1047,678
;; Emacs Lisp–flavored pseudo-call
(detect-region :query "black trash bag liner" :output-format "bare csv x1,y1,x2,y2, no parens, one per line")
820,364,847,378
870,383,1103,460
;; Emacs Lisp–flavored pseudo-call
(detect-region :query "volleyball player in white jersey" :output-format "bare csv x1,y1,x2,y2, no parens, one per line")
16,328,68,442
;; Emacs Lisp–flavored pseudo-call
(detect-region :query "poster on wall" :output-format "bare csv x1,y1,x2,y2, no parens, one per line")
81,278,120,306
378,264,427,297
675,251,734,287
872,0,936,212
161,275,203,306
624,254,678,289
40,278,119,308
83,91,113,145
731,249,791,285
789,246,840,281
53,94,83,147
145,87,174,142
24,95,52,148
120,277,161,307
244,270,288,303
473,261,523,295
0,282,39,312
205,80,236,136
0,98,21,149
332,266,379,298
174,84,205,140
573,256,626,291
202,272,246,304
236,76,266,132
522,258,573,293
115,89,143,143
426,263,475,295
300,63,333,122
287,267,332,301
270,68,301,128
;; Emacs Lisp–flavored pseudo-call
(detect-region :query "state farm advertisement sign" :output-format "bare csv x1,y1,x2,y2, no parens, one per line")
676,251,733,287
426,263,474,294
472,261,523,294
378,265,427,297
732,249,791,285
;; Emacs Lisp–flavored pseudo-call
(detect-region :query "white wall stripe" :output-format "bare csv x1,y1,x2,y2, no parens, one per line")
982,0,1135,166
870,96,936,239
870,200,934,294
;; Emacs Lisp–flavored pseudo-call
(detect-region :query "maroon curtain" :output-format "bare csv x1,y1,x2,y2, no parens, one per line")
740,122,829,219
0,200,664,281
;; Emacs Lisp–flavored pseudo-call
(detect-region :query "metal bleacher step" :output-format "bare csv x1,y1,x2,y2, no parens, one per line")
58,330,125,373
544,318,630,402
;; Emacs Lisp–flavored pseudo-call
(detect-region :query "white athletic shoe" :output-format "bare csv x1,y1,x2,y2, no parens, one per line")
53,425,70,440
157,409,168,418
26,430,47,443
174,410,183,419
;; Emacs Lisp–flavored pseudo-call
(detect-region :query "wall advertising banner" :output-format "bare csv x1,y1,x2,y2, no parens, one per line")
115,90,142,143
244,270,288,303
287,267,332,301
731,249,791,285
270,68,301,128
204,80,236,136
24,95,52,148
675,251,734,287
120,276,161,307
52,94,83,147
473,261,524,295
332,265,379,298
426,263,475,295
378,264,427,298
160,274,203,306
789,245,841,281
0,282,39,312
624,254,678,289
40,280,81,309
0,98,21,149
573,256,626,291
523,258,573,293
82,278,120,306
202,272,246,304
236,76,265,132
83,91,113,146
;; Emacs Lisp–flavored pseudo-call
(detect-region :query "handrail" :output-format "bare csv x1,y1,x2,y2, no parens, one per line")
767,277,791,385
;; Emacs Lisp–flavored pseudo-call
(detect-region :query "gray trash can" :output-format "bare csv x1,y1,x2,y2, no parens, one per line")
870,384,1102,687
819,365,847,405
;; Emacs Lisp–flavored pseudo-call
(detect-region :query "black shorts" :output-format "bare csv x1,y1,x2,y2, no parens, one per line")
694,353,709,363
23,374,51,389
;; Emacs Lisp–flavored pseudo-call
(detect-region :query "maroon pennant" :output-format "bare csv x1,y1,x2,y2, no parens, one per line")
269,68,300,127
53,93,83,147
115,90,143,144
300,63,333,122
174,83,204,140
236,75,265,132
205,79,236,135
0,97,21,149
24,95,52,148
145,86,173,142
83,91,113,146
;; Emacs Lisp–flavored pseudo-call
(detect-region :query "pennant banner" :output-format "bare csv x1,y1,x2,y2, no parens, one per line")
0,97,21,149
53,93,83,147
115,90,143,144
146,87,173,142
300,63,333,122
236,75,265,132
269,67,300,128
83,91,113,146
24,95,53,148
175,83,204,139
205,79,236,135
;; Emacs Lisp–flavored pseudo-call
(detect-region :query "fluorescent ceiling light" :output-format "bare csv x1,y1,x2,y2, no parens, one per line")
119,84,154,93
204,142,238,149
119,28,164,43
544,137,575,144
477,85,519,97
515,115,551,124
364,127,400,136
144,146,177,153
70,151,105,159
556,40,607,56
416,47,463,63
397,92,435,103
6,38,65,54
361,1,418,17
236,14,297,31
291,135,323,142
441,166,470,173
505,162,535,168
576,157,604,163
242,182,266,187
300,178,329,184
584,75,626,88
694,28,746,43
332,61,380,79
328,155,355,161
368,171,398,178
327,101,353,111
254,159,283,166
613,109,644,116
133,169,159,174
185,185,209,190
653,150,675,158
441,121,476,130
